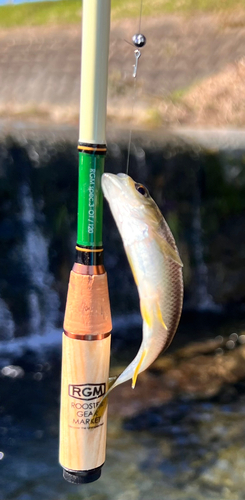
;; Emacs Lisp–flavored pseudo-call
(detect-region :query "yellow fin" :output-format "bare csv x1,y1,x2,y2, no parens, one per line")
89,395,108,429
156,302,168,330
89,377,117,429
140,300,154,328
132,349,147,389
126,252,138,286
157,236,183,267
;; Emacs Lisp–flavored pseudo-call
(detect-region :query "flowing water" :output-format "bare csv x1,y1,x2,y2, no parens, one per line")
0,136,245,499
18,182,59,333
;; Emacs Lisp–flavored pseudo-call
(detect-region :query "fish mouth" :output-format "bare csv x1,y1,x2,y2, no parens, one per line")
101,173,130,200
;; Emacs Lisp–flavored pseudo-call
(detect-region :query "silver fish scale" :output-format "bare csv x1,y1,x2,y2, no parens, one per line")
163,258,183,352
157,212,183,346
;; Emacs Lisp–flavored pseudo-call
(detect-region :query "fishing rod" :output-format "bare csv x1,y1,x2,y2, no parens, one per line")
59,0,112,484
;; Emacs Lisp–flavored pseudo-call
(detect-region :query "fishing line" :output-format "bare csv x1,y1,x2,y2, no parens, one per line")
125,0,146,175
126,77,137,175
138,0,143,32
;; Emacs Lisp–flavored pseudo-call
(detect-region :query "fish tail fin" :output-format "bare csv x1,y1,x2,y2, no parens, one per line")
89,376,118,429
132,348,147,389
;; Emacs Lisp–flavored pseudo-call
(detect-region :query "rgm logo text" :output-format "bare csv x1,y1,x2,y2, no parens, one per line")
68,383,106,401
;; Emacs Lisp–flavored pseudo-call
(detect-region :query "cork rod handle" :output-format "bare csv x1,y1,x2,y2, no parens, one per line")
59,266,112,483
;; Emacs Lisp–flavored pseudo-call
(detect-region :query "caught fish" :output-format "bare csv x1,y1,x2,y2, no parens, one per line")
102,173,183,395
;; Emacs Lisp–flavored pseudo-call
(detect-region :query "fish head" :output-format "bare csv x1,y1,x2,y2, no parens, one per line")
101,173,161,226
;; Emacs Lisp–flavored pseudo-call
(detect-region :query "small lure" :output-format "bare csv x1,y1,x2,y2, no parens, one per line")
100,173,183,402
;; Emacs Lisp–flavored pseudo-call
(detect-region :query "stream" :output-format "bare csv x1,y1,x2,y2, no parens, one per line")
0,134,245,499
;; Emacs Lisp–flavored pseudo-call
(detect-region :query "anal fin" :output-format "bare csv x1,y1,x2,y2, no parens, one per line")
141,297,168,331
140,300,154,328
156,302,168,330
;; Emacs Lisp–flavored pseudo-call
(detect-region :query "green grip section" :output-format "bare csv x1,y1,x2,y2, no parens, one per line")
77,151,104,247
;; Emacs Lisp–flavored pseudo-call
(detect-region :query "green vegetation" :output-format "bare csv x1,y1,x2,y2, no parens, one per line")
112,0,245,18
0,1,82,28
0,0,245,28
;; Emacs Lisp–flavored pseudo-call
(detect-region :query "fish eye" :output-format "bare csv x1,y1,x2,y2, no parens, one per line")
135,183,149,197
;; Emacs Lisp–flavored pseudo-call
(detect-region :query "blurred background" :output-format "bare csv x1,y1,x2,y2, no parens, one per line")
0,1,245,499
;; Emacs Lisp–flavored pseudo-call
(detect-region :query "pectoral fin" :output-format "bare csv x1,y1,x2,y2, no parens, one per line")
132,348,147,389
156,235,183,267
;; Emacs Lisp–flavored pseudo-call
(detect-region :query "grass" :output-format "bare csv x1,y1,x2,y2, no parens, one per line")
0,1,82,27
169,79,205,104
143,107,163,128
112,0,245,18
0,0,245,28
169,88,190,104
